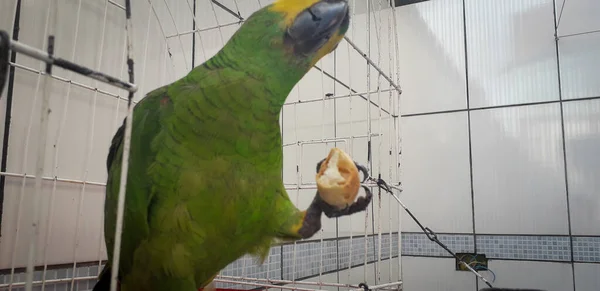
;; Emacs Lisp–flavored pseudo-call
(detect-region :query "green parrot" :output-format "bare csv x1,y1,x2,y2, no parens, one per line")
93,0,372,290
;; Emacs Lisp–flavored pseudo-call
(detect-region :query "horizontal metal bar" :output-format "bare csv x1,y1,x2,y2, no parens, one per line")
402,95,600,118
1,34,137,93
284,181,381,191
356,281,403,291
311,65,392,116
10,62,131,102
343,36,402,95
0,273,402,290
215,278,402,291
282,134,381,148
166,21,240,39
283,88,395,108
217,275,361,289
0,171,106,187
0,275,97,288
216,278,324,291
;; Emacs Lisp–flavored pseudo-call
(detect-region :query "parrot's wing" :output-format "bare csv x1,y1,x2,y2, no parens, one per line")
102,84,173,283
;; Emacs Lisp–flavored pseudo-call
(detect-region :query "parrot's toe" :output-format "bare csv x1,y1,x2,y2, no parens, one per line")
317,185,373,218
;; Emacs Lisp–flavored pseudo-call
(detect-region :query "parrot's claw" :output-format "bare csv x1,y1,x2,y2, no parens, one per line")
317,186,373,218
315,158,373,218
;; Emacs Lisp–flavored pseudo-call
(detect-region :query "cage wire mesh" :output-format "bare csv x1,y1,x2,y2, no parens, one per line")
0,0,404,290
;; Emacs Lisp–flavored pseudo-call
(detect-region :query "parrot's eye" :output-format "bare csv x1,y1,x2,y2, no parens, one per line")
285,0,349,56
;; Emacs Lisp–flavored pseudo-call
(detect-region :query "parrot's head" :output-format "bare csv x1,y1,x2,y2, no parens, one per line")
267,0,350,67
222,0,350,83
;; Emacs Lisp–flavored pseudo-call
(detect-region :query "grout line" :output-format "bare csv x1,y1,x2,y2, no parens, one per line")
402,254,600,265
401,95,600,117
461,0,477,258
402,231,600,238
558,29,600,39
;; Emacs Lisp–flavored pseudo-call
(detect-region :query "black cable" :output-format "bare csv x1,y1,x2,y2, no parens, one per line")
370,177,494,288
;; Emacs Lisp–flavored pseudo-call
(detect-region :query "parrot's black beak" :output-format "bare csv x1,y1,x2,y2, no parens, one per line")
286,0,350,56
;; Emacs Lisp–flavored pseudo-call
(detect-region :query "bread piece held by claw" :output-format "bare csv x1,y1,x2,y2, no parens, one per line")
315,147,362,210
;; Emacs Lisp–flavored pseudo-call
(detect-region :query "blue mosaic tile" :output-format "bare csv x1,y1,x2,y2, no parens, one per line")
477,235,572,262
281,239,342,280
400,233,474,257
573,236,600,263
1,234,399,290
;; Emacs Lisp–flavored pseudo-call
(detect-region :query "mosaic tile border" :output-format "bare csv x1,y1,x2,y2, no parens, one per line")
400,233,474,257
401,233,600,263
0,233,399,291
3,233,597,290
476,235,572,261
572,236,600,263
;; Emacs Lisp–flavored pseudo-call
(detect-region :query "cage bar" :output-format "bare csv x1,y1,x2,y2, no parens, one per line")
1,0,405,290
0,35,137,93
109,0,138,290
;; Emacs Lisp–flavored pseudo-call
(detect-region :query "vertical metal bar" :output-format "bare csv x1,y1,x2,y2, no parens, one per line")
10,8,49,286
40,0,83,289
389,0,402,282
68,2,110,290
162,0,190,71
0,0,21,238
363,0,373,282
192,0,196,68
26,1,57,289
346,0,357,283
96,26,129,279
551,1,575,290
110,0,136,290
386,1,394,282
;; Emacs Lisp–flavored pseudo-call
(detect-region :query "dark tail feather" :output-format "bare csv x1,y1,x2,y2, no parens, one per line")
92,265,119,291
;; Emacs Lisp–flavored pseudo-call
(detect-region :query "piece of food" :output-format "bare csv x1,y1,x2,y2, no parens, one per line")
316,147,361,210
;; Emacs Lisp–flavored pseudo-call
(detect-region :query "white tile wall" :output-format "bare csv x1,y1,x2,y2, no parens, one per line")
464,0,560,108
396,0,468,115
485,260,574,291
562,99,600,235
574,263,600,291
470,104,569,234
401,257,476,291
400,112,473,233
554,0,600,38
559,33,600,100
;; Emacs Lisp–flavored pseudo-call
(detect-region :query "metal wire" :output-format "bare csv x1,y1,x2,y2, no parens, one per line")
2,0,404,289
66,1,109,289
8,2,54,289
109,0,137,290
369,177,494,288
40,1,84,286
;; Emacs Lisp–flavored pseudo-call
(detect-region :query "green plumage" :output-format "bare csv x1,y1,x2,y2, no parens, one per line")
94,1,352,290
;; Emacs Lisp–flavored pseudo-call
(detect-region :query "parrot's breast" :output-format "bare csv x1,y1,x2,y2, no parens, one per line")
148,115,285,285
